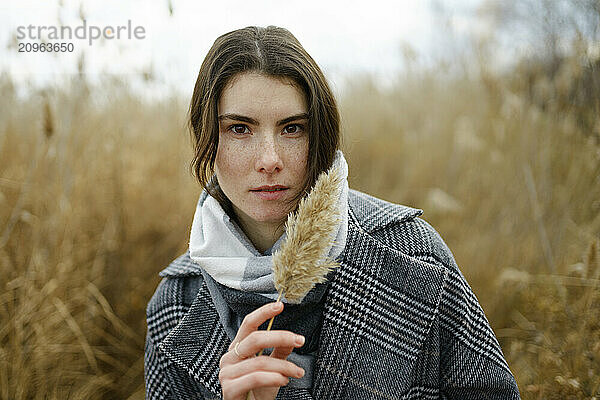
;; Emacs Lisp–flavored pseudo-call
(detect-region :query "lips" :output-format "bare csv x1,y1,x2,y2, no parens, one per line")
250,185,289,192
250,185,289,200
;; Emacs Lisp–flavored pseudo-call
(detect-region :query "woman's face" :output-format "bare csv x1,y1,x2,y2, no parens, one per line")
215,71,309,231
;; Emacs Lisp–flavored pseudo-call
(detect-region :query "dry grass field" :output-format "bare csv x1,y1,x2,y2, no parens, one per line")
1,36,599,400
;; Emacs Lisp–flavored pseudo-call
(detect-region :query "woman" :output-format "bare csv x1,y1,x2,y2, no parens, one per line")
144,26,521,400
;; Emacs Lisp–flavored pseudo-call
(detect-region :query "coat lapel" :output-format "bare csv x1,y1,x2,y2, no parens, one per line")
158,194,448,399
159,277,229,398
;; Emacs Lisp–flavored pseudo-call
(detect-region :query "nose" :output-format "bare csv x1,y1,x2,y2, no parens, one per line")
255,135,283,174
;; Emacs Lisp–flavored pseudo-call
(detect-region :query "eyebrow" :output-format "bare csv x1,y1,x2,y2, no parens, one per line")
218,113,308,126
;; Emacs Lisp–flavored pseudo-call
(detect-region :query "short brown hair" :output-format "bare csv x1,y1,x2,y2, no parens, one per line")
188,25,341,216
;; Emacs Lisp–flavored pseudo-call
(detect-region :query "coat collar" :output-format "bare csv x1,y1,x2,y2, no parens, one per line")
346,188,423,233
158,196,446,397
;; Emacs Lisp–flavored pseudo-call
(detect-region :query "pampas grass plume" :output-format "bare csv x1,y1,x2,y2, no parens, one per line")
273,164,344,303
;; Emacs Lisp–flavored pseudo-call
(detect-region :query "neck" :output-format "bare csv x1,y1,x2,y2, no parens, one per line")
231,209,285,254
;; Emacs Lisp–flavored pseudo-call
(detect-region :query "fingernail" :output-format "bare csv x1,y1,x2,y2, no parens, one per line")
272,302,282,311
297,368,305,378
295,335,305,345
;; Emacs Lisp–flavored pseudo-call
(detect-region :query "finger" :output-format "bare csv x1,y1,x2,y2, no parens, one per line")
244,330,305,358
230,301,284,350
223,371,290,398
270,345,294,360
220,339,256,369
221,330,304,366
220,355,305,381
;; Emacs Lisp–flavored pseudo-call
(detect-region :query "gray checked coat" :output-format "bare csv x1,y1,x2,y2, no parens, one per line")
145,189,521,399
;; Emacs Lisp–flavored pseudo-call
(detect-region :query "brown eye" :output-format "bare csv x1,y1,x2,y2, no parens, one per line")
231,124,249,135
283,124,303,135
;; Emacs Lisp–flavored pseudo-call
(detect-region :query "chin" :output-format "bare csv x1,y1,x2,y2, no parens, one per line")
247,207,289,224
253,212,288,224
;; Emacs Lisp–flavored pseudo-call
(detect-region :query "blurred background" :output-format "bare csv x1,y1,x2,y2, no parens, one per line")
1,0,599,399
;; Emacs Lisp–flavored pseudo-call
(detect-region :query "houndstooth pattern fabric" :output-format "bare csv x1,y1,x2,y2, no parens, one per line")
145,189,521,399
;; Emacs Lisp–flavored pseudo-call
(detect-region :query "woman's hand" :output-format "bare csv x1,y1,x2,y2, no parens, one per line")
218,301,306,400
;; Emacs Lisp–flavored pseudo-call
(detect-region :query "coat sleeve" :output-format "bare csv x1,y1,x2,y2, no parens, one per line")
145,328,176,400
438,268,521,399
417,219,521,399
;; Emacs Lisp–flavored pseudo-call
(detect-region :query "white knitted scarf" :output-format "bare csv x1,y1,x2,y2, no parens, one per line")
188,150,349,304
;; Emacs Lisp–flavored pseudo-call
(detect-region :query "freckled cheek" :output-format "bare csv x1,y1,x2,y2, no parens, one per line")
287,139,309,175
216,141,254,179
288,152,306,171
